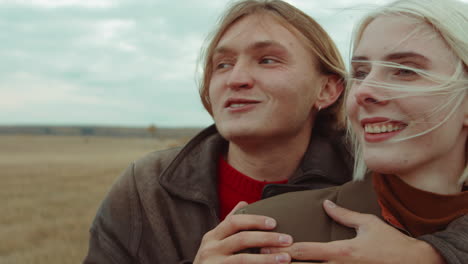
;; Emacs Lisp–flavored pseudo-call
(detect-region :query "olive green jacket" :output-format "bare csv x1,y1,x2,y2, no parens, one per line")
238,177,468,263
237,175,380,243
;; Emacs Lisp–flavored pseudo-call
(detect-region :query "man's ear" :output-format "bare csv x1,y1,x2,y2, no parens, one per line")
315,75,344,109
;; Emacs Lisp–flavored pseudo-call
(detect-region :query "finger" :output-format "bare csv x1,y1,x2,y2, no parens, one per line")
262,241,351,261
222,231,293,253
227,201,249,218
208,214,277,240
225,252,291,264
291,262,332,264
322,200,365,229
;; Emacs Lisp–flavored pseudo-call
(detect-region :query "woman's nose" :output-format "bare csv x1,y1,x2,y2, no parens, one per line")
352,77,389,106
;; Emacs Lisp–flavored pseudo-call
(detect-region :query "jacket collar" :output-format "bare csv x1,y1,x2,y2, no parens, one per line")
159,125,352,209
159,125,226,210
262,131,353,198
291,131,352,185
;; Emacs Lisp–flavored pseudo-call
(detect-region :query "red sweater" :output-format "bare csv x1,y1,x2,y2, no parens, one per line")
217,156,288,220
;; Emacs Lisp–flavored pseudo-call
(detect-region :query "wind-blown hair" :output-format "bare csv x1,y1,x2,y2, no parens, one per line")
347,0,468,183
197,0,347,135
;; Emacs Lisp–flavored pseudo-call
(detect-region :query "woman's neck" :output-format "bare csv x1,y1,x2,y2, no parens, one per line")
397,161,464,195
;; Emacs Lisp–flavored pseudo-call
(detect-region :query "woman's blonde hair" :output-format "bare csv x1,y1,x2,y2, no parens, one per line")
198,0,347,134
347,0,468,183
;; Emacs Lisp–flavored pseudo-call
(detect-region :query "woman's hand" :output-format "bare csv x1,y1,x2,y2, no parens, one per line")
262,200,445,264
193,201,293,264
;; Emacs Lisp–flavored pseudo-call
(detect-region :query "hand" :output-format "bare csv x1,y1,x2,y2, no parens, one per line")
262,200,445,264
193,201,293,264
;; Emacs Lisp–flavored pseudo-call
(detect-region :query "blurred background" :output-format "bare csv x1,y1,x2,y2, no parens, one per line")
1,0,454,263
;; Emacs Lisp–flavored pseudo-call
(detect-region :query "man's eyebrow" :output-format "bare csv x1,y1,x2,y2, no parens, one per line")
213,40,288,56
248,40,287,51
213,46,233,56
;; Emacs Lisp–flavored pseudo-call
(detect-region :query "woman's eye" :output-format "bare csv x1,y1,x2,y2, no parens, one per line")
352,70,368,80
395,69,416,76
392,67,420,81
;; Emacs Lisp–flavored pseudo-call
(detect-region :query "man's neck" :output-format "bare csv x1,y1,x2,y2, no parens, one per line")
226,132,311,182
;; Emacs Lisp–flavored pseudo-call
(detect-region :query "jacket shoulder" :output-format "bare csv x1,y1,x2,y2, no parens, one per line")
237,187,342,242
84,147,184,263
419,215,468,264
132,147,183,182
237,179,380,243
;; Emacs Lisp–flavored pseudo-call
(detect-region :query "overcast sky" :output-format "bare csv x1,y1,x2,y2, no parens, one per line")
1,0,463,127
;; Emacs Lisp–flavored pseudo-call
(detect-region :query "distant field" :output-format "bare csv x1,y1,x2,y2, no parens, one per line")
0,135,188,264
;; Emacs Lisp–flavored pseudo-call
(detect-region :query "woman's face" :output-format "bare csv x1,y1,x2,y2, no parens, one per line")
208,14,331,144
347,15,468,183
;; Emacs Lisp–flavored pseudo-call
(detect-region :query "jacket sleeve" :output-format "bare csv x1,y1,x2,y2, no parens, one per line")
418,215,468,264
83,163,141,264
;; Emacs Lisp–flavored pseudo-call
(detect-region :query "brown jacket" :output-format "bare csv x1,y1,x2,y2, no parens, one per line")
238,176,468,264
83,125,353,264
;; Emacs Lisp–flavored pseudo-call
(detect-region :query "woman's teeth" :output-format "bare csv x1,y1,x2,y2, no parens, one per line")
364,123,405,134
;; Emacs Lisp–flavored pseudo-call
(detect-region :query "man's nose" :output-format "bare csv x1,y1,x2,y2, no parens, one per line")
226,60,254,90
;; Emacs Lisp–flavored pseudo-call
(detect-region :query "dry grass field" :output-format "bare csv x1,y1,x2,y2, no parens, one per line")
0,135,187,264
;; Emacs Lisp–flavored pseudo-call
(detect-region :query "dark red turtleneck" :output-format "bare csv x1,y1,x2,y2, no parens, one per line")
217,155,288,220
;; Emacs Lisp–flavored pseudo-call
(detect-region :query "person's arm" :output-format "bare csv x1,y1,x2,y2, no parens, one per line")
419,215,468,264
265,200,447,263
193,202,293,264
83,164,140,264
84,167,293,264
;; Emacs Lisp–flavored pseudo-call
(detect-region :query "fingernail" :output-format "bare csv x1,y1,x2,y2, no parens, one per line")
324,199,336,208
260,248,271,254
275,253,289,263
265,218,276,228
279,234,292,244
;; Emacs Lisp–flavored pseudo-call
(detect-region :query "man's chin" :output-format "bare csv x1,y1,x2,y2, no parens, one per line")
217,124,264,142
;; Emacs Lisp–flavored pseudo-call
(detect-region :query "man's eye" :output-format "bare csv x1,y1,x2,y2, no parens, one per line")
259,58,277,64
216,63,232,69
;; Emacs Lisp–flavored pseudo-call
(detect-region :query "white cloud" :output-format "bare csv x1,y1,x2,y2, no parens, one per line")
79,19,136,49
0,0,117,8
152,33,204,82
2,0,466,127
0,73,123,110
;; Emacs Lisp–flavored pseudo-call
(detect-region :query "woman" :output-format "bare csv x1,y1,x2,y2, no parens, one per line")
238,0,468,262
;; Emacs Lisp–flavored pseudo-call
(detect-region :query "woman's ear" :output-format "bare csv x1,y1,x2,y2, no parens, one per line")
315,75,344,109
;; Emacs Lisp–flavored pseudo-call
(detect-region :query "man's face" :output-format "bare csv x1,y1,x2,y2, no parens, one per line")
208,14,326,144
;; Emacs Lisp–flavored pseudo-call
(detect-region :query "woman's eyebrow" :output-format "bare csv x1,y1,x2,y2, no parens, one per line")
351,53,430,64
351,56,368,62
384,52,430,64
